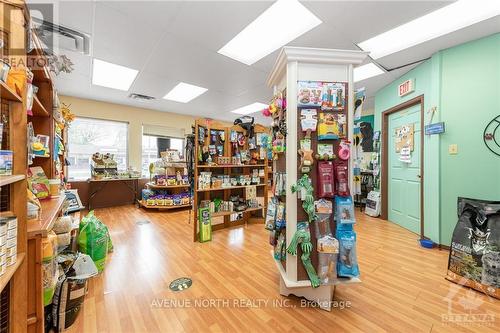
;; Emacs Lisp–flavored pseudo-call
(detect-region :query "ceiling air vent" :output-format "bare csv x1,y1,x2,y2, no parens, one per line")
128,93,156,101
32,18,91,55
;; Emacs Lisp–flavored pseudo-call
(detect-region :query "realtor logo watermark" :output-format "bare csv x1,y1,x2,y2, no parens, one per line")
442,279,495,327
2,2,58,70
151,297,352,310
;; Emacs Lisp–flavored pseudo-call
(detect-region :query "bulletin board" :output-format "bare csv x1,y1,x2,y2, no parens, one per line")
395,123,414,152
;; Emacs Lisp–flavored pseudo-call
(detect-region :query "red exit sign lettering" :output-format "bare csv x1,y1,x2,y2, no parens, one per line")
398,79,414,97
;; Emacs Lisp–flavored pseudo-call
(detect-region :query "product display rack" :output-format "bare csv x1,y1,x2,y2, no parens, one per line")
192,119,269,242
21,13,71,332
139,161,192,210
0,2,28,331
266,47,367,310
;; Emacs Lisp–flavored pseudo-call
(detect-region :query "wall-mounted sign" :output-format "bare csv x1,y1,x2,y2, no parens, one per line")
425,122,446,135
398,79,415,97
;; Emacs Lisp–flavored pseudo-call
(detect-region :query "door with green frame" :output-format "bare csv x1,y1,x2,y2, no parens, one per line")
388,104,421,234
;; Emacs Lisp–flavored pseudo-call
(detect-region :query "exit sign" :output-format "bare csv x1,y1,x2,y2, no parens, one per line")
398,79,415,97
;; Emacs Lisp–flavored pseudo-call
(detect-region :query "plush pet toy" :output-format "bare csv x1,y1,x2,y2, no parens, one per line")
298,148,314,173
234,116,255,138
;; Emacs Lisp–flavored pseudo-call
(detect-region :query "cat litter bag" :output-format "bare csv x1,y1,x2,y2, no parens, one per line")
446,197,500,299
336,229,360,278
78,211,111,273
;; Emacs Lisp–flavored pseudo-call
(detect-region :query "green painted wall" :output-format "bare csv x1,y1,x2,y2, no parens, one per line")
374,59,441,244
374,33,500,246
438,33,500,245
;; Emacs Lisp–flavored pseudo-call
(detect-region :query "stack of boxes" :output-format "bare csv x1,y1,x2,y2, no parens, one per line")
0,215,17,274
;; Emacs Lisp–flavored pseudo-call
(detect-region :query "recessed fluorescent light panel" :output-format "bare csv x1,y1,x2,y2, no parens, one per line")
230,102,268,115
163,82,208,103
358,0,500,59
218,0,322,65
354,63,384,82
92,59,138,91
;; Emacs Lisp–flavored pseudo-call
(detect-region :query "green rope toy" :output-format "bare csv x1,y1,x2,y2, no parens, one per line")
291,174,317,223
287,174,320,288
287,222,320,288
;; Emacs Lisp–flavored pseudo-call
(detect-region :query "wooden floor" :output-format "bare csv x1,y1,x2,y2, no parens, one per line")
67,205,499,333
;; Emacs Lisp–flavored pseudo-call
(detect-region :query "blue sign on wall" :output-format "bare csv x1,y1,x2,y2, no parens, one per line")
425,122,446,135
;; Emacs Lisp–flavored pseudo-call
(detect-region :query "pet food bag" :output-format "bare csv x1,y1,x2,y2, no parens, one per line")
52,253,98,332
446,197,500,299
42,232,59,306
78,211,112,273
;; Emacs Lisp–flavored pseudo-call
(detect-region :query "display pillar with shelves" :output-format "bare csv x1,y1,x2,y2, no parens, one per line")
267,47,367,310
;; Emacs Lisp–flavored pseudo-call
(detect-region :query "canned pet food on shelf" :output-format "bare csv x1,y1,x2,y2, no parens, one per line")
6,245,16,257
6,236,16,248
6,227,16,239
0,219,7,236
6,216,17,230
6,253,16,267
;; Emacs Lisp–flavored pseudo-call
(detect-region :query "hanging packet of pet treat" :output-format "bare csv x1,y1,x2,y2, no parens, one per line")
265,198,277,231
336,229,360,278
446,197,500,299
335,196,355,224
334,160,350,196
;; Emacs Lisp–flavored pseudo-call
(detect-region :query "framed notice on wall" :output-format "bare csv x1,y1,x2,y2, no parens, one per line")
395,123,414,152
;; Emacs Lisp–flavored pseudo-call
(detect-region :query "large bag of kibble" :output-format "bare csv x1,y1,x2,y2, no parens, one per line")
51,253,98,332
446,197,500,299
78,211,112,272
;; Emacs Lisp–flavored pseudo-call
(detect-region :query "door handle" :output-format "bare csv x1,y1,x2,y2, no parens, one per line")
417,175,421,178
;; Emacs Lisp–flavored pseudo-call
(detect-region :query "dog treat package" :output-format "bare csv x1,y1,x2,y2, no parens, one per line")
317,161,334,198
335,196,355,224
265,198,277,231
334,160,350,197
446,197,500,299
336,228,359,278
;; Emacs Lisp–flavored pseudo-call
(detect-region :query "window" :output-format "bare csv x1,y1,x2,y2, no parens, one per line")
68,117,128,180
141,135,184,176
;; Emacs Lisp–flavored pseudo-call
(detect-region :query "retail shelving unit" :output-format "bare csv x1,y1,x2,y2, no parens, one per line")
192,119,269,242
11,9,71,331
0,2,28,331
267,47,367,310
138,161,192,210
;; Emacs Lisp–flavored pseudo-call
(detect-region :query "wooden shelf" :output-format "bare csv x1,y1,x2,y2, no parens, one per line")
146,183,190,190
197,164,266,169
0,81,22,102
212,206,263,217
31,95,49,117
27,195,66,237
197,184,265,192
138,200,191,210
0,174,25,186
0,253,25,293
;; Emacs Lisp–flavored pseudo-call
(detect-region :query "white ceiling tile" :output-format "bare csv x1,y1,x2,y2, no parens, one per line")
50,0,496,123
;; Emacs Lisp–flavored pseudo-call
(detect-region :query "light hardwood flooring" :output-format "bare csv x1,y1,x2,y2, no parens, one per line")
67,205,499,333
